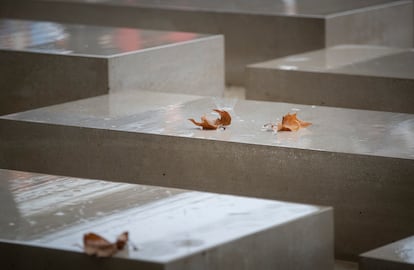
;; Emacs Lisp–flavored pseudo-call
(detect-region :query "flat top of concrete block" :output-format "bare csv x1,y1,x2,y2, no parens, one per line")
0,19,209,57
31,0,409,17
249,45,414,79
3,90,413,160
361,236,414,265
0,168,326,263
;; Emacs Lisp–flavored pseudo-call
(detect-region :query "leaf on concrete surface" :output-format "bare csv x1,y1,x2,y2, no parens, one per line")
263,113,311,132
189,109,231,130
277,113,311,132
83,231,128,257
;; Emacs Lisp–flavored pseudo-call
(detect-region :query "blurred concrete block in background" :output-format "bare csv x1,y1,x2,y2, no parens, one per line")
246,45,414,113
0,19,224,115
1,0,412,85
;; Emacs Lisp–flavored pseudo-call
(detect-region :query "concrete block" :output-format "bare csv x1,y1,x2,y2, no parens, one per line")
359,236,414,270
0,90,413,260
0,19,224,115
246,45,414,113
1,0,412,85
0,169,333,270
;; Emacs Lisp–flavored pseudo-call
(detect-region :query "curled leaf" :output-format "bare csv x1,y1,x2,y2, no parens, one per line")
277,113,311,131
189,116,218,130
83,231,128,257
263,113,311,132
213,109,232,126
189,109,231,130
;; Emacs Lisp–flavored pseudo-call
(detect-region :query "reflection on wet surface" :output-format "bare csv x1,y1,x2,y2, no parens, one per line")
0,169,321,262
34,0,403,16
0,19,204,56
0,169,184,241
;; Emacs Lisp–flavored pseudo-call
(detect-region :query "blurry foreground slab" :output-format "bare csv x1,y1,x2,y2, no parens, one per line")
0,169,333,270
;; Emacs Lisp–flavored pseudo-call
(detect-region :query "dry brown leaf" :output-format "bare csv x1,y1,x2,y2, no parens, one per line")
213,109,232,126
83,231,128,257
189,109,231,130
188,116,218,130
277,113,311,132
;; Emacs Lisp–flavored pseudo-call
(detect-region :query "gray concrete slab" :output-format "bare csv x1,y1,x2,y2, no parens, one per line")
0,19,224,115
0,169,333,270
0,90,413,260
246,45,414,113
359,236,414,270
1,0,412,85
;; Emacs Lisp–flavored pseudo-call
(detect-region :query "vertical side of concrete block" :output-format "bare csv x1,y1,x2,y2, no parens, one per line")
0,51,109,115
326,1,413,47
107,36,225,96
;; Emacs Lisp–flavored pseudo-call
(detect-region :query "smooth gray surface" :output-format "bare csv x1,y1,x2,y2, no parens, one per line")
0,90,413,260
360,236,414,270
0,19,224,115
0,169,333,270
2,0,411,85
246,45,414,113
